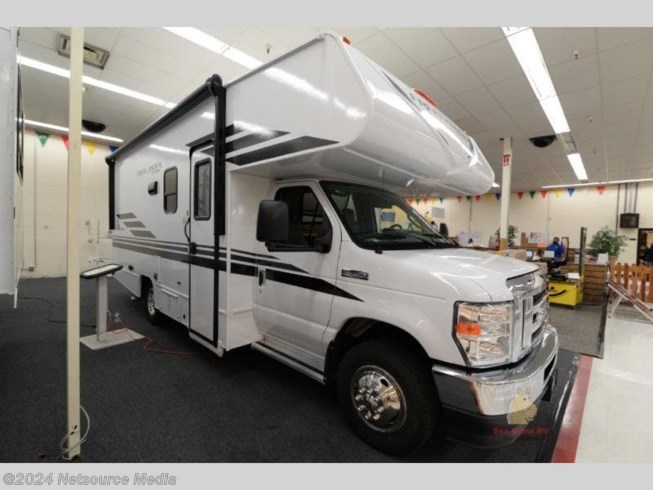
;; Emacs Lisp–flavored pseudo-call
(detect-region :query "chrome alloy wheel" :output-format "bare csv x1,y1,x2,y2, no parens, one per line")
147,288,156,316
350,365,407,433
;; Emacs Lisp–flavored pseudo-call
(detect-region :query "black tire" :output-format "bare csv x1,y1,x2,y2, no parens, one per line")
337,339,439,456
143,281,162,326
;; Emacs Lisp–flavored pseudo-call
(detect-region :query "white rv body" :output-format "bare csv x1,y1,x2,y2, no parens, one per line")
0,27,23,301
108,32,558,454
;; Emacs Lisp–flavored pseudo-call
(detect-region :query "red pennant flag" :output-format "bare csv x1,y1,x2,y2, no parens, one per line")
406,199,414,205
597,185,606,195
474,195,481,202
456,196,462,203
61,134,69,151
517,191,524,200
540,190,548,199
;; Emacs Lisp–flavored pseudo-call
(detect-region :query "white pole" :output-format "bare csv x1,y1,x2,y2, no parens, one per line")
499,137,512,250
66,26,84,460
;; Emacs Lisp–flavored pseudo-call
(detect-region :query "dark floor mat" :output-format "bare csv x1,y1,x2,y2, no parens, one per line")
0,277,577,462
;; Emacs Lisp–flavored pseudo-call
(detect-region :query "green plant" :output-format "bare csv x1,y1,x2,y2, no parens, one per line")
494,225,519,248
589,226,629,257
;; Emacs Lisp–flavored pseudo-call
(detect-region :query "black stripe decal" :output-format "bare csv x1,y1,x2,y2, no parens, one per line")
122,221,146,228
228,136,337,166
186,133,213,149
231,247,276,259
116,213,136,219
265,269,362,302
114,237,188,253
226,130,289,154
130,230,156,238
226,123,244,138
113,241,361,301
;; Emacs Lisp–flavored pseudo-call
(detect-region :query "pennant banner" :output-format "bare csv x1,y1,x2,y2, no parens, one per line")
554,189,561,198
37,132,49,147
85,141,97,156
61,134,69,151
517,191,524,200
485,194,492,202
415,198,421,205
495,193,501,201
529,191,536,199
406,199,414,205
109,145,119,153
456,196,462,203
540,190,548,199
597,185,606,196
474,195,481,202
439,197,444,204
466,196,472,201
567,188,575,197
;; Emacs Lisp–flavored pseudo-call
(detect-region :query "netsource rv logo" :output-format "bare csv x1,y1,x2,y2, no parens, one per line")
506,388,538,425
137,161,162,177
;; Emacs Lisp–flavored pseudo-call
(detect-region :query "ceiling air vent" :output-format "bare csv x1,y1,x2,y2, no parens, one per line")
557,131,578,154
57,34,110,69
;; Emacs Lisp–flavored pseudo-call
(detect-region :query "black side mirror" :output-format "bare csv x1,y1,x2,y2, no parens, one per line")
314,220,332,253
256,200,289,242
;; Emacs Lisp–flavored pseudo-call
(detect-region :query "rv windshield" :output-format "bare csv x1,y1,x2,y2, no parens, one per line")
321,182,455,251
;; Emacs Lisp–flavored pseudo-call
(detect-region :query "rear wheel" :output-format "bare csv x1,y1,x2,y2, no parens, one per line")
337,339,439,456
143,281,162,326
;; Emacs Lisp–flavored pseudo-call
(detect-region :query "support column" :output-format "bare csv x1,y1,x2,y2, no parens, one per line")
66,27,84,460
499,137,512,251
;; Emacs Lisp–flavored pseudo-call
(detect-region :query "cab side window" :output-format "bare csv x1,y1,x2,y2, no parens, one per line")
163,167,178,214
274,186,329,249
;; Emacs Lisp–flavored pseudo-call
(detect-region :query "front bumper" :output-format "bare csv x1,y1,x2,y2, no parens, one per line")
432,326,559,447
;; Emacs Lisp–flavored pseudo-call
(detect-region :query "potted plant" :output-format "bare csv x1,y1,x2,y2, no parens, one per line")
589,226,628,260
494,225,519,248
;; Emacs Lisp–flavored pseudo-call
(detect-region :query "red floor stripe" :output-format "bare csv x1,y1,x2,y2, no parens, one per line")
551,355,593,462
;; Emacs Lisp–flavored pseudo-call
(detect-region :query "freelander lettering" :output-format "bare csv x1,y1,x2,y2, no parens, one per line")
57,473,176,485
137,161,162,177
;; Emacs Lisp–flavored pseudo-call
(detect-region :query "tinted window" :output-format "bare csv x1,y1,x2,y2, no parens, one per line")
163,167,178,214
194,160,211,219
274,186,328,248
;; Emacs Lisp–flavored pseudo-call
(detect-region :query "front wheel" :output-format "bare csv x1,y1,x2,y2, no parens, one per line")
337,339,439,456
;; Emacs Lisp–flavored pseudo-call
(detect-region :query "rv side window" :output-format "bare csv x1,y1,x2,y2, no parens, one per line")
274,186,328,250
163,167,178,214
194,160,211,220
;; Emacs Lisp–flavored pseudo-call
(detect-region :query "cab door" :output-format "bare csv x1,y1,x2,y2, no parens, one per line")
253,183,341,370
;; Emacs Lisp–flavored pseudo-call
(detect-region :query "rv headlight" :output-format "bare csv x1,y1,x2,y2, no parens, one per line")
454,301,513,367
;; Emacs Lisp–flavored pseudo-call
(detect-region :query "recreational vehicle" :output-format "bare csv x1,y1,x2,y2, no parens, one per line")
108,32,558,455
0,27,24,304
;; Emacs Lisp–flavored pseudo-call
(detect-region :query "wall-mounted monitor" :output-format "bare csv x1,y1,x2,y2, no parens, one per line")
620,213,639,228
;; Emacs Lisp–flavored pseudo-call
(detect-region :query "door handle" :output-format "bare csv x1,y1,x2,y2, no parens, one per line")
189,242,197,255
258,268,266,286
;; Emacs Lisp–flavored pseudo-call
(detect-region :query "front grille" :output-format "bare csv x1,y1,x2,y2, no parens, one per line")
508,272,548,361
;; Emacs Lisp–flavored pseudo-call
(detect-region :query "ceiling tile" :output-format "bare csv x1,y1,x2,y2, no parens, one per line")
19,27,59,50
463,38,523,85
82,28,120,51
602,74,649,107
119,28,216,66
599,38,653,85
487,76,538,108
549,55,600,95
440,27,503,54
426,56,483,95
435,97,471,121
559,86,601,116
533,28,597,66
228,28,286,64
454,86,501,115
477,109,517,131
200,28,249,46
354,32,420,77
597,28,653,51
505,101,548,126
97,64,180,101
400,70,449,101
383,28,457,68
602,102,643,125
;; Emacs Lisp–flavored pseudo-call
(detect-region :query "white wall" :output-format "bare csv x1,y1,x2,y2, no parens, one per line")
22,129,113,278
409,182,653,263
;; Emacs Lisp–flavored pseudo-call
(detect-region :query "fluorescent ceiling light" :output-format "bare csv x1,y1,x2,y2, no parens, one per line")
567,152,588,181
164,27,262,69
542,178,653,189
25,119,124,143
18,55,176,109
